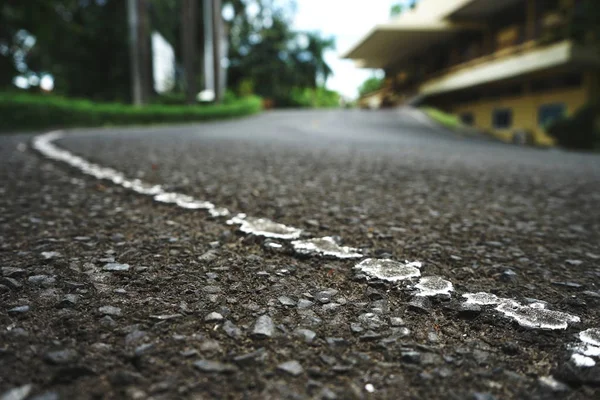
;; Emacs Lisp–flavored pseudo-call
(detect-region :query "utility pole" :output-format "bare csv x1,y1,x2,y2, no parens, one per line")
182,0,198,104
127,0,143,105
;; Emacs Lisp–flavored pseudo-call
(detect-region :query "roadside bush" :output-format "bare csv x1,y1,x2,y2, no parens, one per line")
421,107,462,130
0,92,262,131
151,92,188,105
237,79,255,98
286,87,340,108
152,90,247,106
547,103,600,150
222,90,239,105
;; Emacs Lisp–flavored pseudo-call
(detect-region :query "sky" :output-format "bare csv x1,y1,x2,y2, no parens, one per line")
293,0,406,99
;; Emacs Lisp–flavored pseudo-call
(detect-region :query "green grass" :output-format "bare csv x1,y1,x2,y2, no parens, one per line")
0,91,262,132
420,106,462,130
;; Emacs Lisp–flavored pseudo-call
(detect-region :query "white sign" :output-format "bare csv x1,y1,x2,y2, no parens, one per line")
152,32,175,93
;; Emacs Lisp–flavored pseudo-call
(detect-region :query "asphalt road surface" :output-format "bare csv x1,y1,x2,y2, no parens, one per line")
1,109,600,399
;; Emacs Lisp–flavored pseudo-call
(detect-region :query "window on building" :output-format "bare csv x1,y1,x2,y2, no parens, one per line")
538,103,565,128
492,108,513,129
460,112,474,126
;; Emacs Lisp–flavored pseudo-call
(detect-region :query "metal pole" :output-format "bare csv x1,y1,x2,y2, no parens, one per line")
127,0,143,105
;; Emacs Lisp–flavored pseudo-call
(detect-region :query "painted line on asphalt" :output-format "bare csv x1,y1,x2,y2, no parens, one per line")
32,131,597,370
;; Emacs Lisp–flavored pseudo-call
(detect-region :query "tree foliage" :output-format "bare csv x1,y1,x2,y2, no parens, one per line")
1,0,339,107
1,0,133,101
390,3,403,17
225,0,336,104
358,76,383,97
547,104,600,150
549,0,600,150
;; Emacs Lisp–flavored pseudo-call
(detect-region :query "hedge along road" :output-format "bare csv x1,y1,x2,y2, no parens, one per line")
2,109,600,399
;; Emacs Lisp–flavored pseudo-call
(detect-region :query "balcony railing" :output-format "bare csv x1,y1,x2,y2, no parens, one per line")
403,10,569,85
423,35,562,83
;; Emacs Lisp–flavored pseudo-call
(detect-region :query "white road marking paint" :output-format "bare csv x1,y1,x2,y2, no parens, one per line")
579,328,600,346
34,128,591,369
154,192,214,210
571,353,596,367
354,259,421,282
463,292,500,305
226,214,302,240
463,292,581,330
415,276,454,297
571,343,600,357
291,236,362,259
496,301,580,330
264,242,283,250
209,207,231,217
569,328,600,367
33,131,227,216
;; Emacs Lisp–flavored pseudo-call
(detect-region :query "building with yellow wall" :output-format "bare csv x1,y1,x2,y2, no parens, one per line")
344,0,599,145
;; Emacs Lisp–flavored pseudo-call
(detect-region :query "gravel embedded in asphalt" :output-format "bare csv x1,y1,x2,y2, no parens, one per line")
1,110,600,398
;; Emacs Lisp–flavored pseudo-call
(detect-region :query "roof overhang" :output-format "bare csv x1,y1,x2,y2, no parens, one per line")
420,40,600,96
342,21,466,69
447,0,523,20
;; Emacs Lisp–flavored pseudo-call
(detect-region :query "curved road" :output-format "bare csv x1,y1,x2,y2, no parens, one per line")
1,109,600,399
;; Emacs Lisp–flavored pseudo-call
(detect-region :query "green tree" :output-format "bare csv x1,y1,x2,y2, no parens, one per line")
225,0,335,105
304,32,335,87
1,0,336,107
1,0,187,101
568,0,600,94
358,76,383,97
149,0,181,50
0,0,62,88
546,0,600,149
390,3,403,17
1,1,133,101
